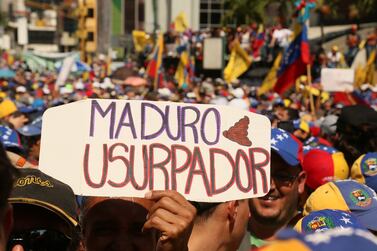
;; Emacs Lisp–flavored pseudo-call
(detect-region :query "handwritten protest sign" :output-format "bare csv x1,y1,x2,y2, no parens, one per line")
321,68,355,92
39,99,271,202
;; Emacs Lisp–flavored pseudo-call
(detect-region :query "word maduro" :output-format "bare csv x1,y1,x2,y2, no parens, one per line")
83,143,269,197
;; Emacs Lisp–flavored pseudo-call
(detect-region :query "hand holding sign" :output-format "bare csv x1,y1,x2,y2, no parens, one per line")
39,99,271,202
144,190,196,251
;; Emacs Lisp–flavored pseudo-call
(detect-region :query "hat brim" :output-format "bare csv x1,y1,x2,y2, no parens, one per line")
272,148,300,167
353,207,377,231
9,198,78,227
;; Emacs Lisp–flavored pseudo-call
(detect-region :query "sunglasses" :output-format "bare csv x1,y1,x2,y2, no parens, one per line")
7,229,71,251
272,172,299,186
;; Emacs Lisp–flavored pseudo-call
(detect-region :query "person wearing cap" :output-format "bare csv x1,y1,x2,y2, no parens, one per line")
188,200,249,251
303,180,377,233
246,128,307,248
80,190,196,251
334,105,377,166
0,144,17,251
16,116,42,165
0,99,29,130
326,45,346,68
7,168,80,251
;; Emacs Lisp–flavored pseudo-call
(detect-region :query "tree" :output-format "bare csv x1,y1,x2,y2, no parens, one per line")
222,0,297,26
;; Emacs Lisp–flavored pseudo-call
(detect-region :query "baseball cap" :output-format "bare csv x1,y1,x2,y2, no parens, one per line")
9,168,79,227
17,116,42,137
0,99,17,118
271,128,303,167
256,228,377,251
302,147,349,190
320,115,338,136
293,119,310,133
351,152,377,192
0,125,24,153
294,209,366,234
303,180,377,231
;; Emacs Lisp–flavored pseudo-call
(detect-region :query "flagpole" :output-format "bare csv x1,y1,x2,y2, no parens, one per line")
306,64,316,117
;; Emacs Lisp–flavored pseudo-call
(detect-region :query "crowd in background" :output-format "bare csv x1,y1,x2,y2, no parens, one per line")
0,19,376,251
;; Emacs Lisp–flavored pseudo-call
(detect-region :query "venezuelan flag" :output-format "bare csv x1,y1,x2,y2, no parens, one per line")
273,23,310,95
146,33,164,81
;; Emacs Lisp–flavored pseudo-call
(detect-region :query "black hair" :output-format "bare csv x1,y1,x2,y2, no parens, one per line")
0,144,18,211
190,202,220,222
287,108,300,120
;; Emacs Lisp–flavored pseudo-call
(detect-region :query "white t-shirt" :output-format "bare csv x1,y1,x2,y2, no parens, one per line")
273,28,292,48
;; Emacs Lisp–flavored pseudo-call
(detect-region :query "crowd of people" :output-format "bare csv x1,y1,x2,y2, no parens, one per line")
0,18,377,251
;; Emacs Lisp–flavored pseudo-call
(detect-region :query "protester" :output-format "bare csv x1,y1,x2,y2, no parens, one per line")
7,168,80,251
327,45,346,68
245,128,306,248
188,200,249,251
80,190,196,251
334,105,377,166
345,24,361,66
0,144,17,251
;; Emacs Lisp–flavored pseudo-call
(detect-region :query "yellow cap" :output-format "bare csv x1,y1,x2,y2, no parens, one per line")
303,182,349,216
283,99,291,107
0,99,17,118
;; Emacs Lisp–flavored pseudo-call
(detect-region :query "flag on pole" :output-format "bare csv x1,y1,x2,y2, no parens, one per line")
175,47,195,88
273,22,310,95
146,33,164,89
132,30,148,53
224,40,252,83
258,52,282,95
172,12,189,33
354,49,376,87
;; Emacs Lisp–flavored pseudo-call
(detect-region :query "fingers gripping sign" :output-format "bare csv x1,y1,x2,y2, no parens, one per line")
143,190,197,251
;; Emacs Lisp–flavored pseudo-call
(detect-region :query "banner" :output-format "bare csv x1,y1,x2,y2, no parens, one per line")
321,68,355,92
203,38,224,70
39,99,271,202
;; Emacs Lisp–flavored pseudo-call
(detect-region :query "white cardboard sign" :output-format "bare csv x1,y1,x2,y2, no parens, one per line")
321,68,355,92
39,99,271,202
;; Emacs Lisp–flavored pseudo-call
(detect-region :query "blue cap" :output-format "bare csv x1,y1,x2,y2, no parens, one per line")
295,209,367,234
17,116,42,137
266,228,377,251
351,152,377,193
303,145,338,155
271,128,303,166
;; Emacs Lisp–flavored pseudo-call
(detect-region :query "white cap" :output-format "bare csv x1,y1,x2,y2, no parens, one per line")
231,88,244,99
16,86,26,93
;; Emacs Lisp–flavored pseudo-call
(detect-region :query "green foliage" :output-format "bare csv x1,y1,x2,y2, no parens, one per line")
222,0,377,26
222,0,297,26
